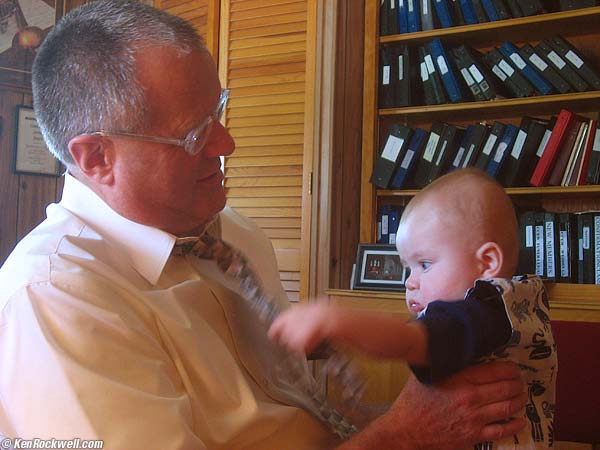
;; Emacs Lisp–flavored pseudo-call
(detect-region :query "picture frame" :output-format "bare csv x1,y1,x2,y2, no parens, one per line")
13,105,61,176
352,244,406,291
0,0,64,89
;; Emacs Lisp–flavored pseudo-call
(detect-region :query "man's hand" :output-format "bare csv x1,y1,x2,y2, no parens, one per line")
337,361,527,450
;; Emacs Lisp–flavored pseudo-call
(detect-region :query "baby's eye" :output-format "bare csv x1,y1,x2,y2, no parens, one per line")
419,261,431,271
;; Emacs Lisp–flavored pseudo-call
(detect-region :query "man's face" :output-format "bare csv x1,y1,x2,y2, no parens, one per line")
111,46,234,235
395,206,482,316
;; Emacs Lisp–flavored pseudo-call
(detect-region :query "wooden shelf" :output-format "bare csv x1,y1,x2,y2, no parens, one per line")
377,185,600,198
379,7,600,47
379,91,600,124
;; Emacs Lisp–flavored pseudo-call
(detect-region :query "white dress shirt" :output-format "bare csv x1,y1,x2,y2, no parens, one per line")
0,174,338,450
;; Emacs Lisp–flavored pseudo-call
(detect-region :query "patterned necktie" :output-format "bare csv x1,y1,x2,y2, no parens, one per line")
174,233,364,439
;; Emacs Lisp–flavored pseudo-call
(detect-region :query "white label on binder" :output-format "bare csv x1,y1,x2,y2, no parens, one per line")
435,141,448,166
595,216,600,284
559,230,568,278
593,128,600,152
546,221,555,278
565,50,584,69
421,62,429,81
381,135,404,162
422,0,428,14
492,64,507,81
494,142,507,163
547,51,566,69
510,52,527,70
469,64,484,83
398,55,404,80
389,233,396,245
453,146,465,167
536,130,552,157
382,215,389,234
425,54,435,74
526,225,534,247
482,134,497,155
437,56,449,75
383,65,391,85
583,226,590,250
401,149,414,169
535,225,544,276
463,144,475,168
499,59,515,77
511,130,528,159
377,221,382,241
460,68,475,86
529,53,548,71
579,238,583,261
408,0,414,12
423,133,440,162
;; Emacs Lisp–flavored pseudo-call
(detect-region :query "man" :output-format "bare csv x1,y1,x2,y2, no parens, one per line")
0,1,526,449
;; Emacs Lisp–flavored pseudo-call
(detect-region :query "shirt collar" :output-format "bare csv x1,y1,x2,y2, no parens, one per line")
59,173,176,285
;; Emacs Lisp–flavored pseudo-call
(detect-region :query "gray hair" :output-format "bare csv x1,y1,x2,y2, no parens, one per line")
32,0,206,166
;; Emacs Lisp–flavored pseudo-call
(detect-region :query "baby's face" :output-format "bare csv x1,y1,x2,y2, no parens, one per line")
396,209,483,316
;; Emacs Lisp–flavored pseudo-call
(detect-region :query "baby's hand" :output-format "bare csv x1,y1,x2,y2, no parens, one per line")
267,302,336,354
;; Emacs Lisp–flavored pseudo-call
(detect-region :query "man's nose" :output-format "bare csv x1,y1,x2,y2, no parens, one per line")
203,121,235,157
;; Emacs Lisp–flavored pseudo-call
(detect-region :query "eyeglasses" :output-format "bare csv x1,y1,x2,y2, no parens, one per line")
88,88,229,156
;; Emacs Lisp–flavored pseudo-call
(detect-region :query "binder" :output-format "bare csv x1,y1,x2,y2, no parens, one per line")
547,116,585,186
458,0,478,24
499,41,553,95
487,123,518,179
530,109,580,187
483,48,534,98
370,123,413,188
452,45,496,100
450,125,474,171
505,0,523,17
433,0,455,27
379,46,396,108
534,212,546,277
388,207,402,244
452,48,484,101
450,0,466,25
481,0,500,20
547,35,600,91
559,0,597,10
429,38,464,103
577,212,595,284
380,0,400,36
420,0,435,30
557,213,578,283
475,121,505,171
398,0,409,34
461,123,490,168
390,128,429,188
575,119,597,185
516,0,544,16
544,212,559,282
563,122,589,186
519,43,572,94
419,46,437,105
491,0,512,19
393,45,412,107
422,45,448,104
585,120,600,184
407,0,421,32
470,0,489,22
535,40,589,93
518,211,537,275
425,124,465,184
413,122,446,188
502,117,549,187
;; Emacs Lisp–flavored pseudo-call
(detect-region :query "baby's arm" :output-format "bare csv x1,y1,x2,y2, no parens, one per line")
268,303,429,365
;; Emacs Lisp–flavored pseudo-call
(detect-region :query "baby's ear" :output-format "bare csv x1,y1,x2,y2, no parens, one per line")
475,242,503,278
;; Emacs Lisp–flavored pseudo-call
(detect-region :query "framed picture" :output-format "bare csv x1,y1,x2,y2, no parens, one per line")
0,0,64,88
352,244,406,291
13,105,61,175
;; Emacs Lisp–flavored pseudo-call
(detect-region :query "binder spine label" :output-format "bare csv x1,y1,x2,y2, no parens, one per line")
421,62,429,81
595,216,600,284
511,130,528,159
469,65,484,83
482,134,497,156
435,141,448,165
383,65,391,85
422,0,428,13
565,50,584,69
398,55,404,80
460,68,476,87
454,147,465,167
425,54,435,74
547,51,566,69
526,225,534,247
510,52,527,70
559,230,569,278
593,131,600,152
498,60,515,76
381,135,405,161
535,225,545,275
377,221,382,242
408,0,414,11
536,130,552,157
529,54,548,71
546,221,556,278
583,226,590,249
436,55,449,75
423,133,440,162
463,144,476,168
382,215,389,234
494,142,508,163
401,149,415,169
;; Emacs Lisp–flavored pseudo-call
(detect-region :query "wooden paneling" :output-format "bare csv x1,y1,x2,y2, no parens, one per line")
220,0,314,302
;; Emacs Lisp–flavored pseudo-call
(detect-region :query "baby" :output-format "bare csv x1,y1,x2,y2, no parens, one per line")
269,168,557,450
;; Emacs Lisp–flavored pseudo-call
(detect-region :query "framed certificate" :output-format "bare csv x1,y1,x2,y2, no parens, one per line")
13,105,61,176
352,244,406,291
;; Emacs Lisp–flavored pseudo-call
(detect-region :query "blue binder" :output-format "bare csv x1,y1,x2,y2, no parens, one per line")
486,124,518,178
390,128,428,188
459,0,478,24
398,0,409,33
481,0,499,20
499,41,553,95
407,0,421,32
428,38,463,103
433,0,455,28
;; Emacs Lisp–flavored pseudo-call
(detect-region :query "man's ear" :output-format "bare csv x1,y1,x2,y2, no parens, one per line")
68,135,115,185
475,242,504,278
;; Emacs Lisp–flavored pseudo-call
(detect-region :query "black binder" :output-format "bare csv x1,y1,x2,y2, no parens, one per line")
461,123,490,168
483,48,534,98
413,122,446,188
559,0,596,10
557,213,578,283
418,46,437,105
543,212,559,282
535,40,589,93
380,0,399,36
393,45,412,107
517,211,537,275
475,121,505,171
491,0,512,19
425,124,465,184
370,123,414,188
471,0,489,22
519,43,571,94
585,121,600,184
502,117,549,187
420,0,435,30
505,0,523,17
452,45,496,100
516,0,544,16
423,45,449,104
546,35,600,91
379,46,396,108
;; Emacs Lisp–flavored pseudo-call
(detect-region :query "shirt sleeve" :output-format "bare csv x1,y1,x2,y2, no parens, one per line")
410,280,512,384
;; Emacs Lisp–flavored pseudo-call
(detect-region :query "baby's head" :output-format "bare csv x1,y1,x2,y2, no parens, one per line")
396,169,518,315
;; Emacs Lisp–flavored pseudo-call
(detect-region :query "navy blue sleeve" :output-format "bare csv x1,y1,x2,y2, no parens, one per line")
410,280,512,384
